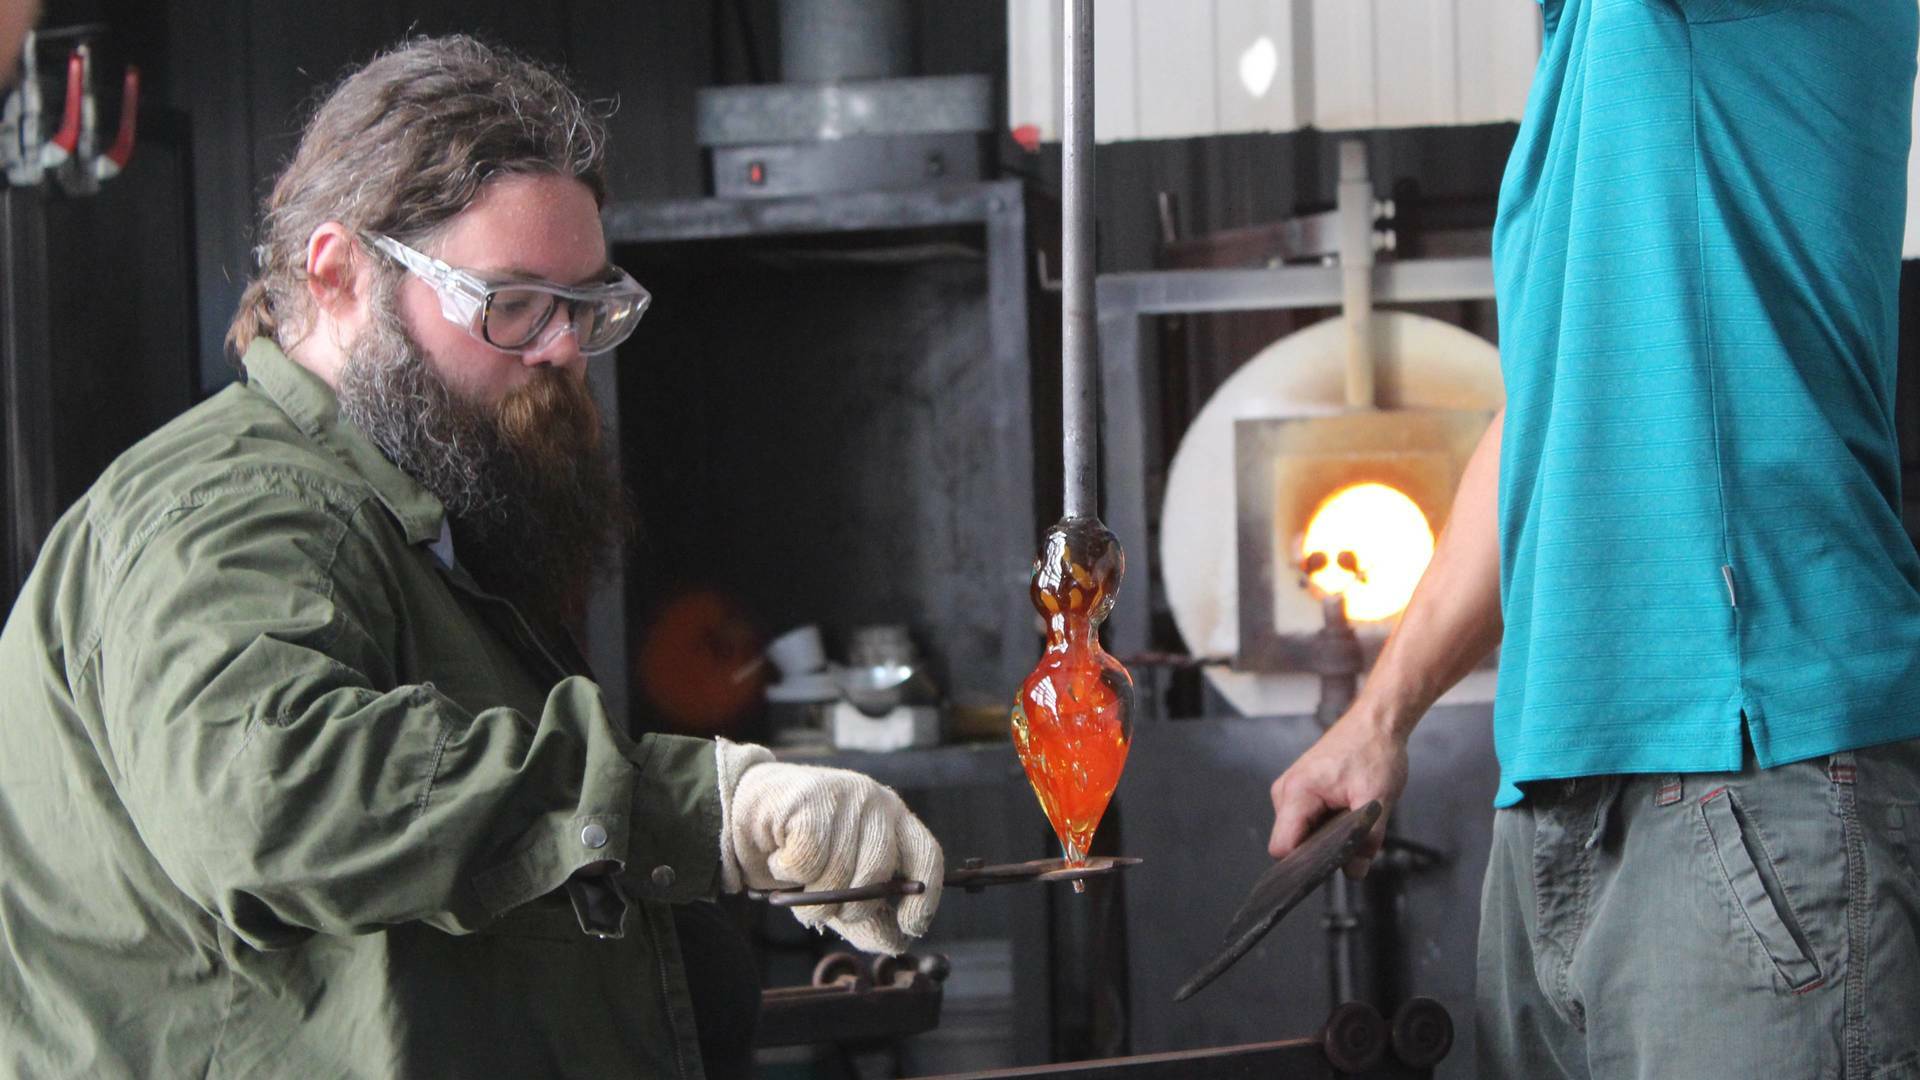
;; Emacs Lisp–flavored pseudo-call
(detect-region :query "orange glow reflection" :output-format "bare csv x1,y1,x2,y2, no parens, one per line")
1300,482,1434,621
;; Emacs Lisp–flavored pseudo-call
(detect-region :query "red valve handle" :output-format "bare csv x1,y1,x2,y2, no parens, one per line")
51,51,83,153
105,65,138,168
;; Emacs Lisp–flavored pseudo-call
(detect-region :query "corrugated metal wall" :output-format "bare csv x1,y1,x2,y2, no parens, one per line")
1021,0,1920,253
1007,0,1541,142
1015,0,1920,255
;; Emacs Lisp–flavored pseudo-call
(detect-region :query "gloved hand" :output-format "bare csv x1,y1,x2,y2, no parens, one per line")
715,739,943,956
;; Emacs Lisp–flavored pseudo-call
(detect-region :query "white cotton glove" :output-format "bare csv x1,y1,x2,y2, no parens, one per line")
714,738,943,956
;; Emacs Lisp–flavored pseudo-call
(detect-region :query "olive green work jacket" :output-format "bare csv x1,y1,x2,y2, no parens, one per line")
0,339,725,1078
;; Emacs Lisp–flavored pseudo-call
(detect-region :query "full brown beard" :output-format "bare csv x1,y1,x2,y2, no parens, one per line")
335,287,628,631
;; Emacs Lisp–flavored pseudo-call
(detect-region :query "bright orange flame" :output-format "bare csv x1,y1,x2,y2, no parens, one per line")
1300,482,1434,621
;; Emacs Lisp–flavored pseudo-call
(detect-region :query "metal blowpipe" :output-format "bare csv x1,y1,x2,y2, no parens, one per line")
1007,0,1137,896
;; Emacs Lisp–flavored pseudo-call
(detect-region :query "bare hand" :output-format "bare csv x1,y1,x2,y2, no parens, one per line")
1267,711,1409,878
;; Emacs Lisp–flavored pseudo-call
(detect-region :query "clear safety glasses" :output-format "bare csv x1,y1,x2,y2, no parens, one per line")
365,232,650,356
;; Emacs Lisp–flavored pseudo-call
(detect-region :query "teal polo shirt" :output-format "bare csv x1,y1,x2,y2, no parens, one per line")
1490,0,1920,806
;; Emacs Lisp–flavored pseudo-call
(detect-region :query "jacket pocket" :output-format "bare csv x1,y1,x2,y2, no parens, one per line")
1698,786,1823,991
473,893,586,943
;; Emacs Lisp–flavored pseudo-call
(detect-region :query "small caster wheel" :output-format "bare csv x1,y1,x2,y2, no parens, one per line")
915,952,952,983
811,952,869,991
1390,996,1454,1068
868,954,902,985
1320,1001,1387,1074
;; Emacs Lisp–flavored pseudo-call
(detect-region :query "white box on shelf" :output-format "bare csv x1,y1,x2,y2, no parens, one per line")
830,701,940,752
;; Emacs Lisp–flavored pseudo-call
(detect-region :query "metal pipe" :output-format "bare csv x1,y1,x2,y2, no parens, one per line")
1337,140,1377,410
1062,0,1098,519
779,0,913,83
1325,873,1359,1004
1312,595,1360,729
1314,593,1361,1003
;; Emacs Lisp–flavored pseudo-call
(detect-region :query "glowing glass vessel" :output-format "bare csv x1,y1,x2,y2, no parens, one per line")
1011,516,1135,864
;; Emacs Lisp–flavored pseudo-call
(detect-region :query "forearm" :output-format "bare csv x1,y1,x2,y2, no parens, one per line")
102,492,722,945
1352,408,1505,738
119,663,720,944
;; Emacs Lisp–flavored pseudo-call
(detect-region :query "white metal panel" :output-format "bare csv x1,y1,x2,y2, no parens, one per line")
1135,1,1219,139
1006,0,1541,141
1006,0,1060,140
1459,0,1544,123
1008,1,1920,271
1213,0,1310,132
1310,0,1377,131
1095,0,1142,142
1008,0,1143,143
1371,0,1459,128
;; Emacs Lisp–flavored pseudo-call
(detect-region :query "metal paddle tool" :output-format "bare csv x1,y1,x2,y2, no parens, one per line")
746,855,1142,908
1173,801,1383,1002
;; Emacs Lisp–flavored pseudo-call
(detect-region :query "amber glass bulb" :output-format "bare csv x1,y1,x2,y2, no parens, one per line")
1010,516,1135,864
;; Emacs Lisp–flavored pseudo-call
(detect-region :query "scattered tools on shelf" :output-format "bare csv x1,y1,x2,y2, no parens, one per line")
757,950,951,1049
3,28,139,194
758,949,1454,1078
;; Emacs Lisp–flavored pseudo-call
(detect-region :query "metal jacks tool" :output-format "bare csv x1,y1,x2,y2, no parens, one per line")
747,854,1143,908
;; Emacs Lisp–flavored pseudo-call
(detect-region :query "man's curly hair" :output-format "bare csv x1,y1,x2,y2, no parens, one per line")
225,35,609,358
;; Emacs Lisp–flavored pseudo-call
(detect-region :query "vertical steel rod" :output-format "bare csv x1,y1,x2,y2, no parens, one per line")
1326,873,1359,1004
1337,140,1378,409
1061,0,1098,520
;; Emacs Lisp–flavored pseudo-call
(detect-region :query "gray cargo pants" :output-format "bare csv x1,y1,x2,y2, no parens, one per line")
1476,740,1920,1078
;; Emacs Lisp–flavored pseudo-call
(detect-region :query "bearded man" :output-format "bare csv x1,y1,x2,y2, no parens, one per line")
0,35,942,1079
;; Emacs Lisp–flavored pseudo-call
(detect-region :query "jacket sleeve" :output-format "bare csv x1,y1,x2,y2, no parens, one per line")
93,485,721,949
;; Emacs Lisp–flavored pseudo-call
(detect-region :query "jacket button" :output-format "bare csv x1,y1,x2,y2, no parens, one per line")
580,823,609,849
651,865,676,890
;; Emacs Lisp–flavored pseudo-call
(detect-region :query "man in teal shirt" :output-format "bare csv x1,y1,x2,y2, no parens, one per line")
1270,1,1920,1075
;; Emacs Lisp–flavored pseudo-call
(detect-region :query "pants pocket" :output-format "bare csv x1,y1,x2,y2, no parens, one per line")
1698,785,1823,992
1861,800,1920,879
1854,741,1920,1076
1856,739,1920,880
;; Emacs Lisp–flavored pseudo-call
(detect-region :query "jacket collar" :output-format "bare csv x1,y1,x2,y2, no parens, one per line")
240,337,447,546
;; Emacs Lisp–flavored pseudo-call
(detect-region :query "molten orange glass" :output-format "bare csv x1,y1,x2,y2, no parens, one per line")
1011,517,1135,864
